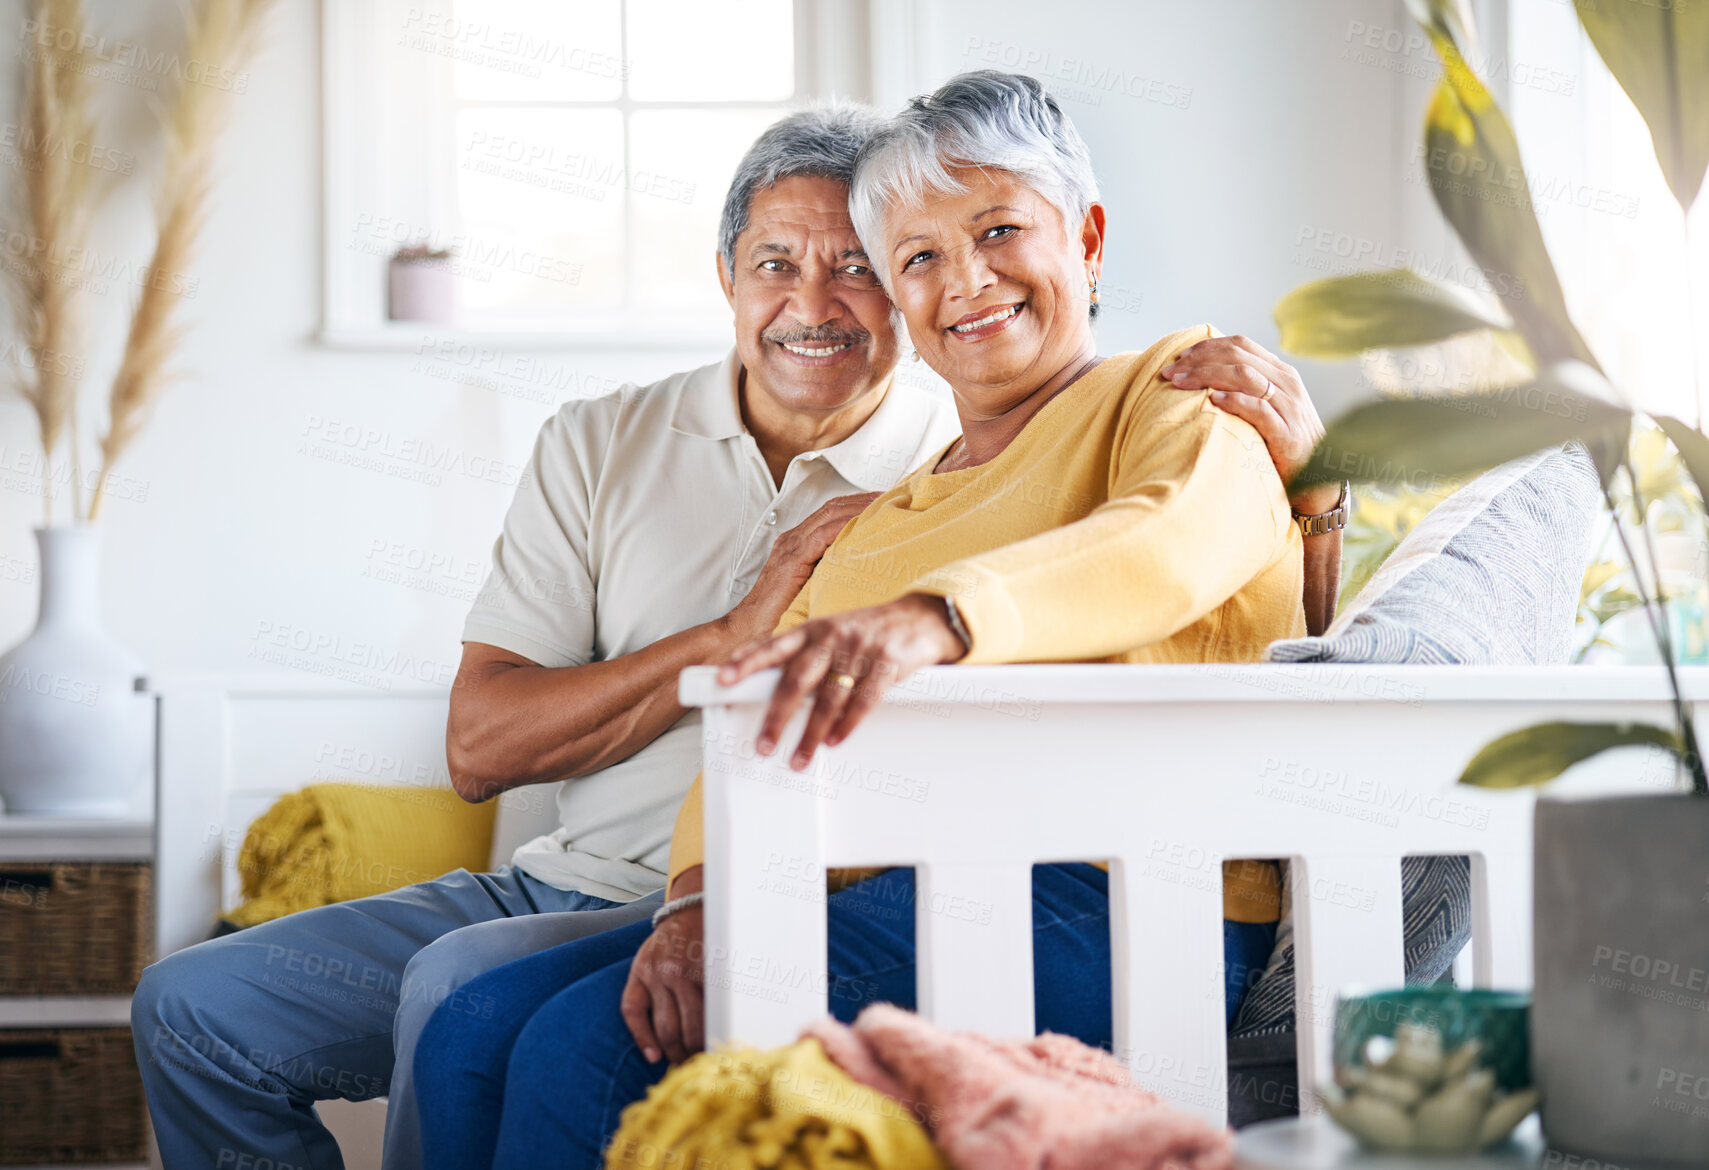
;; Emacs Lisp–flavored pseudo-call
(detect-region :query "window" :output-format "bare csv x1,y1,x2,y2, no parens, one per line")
321,0,876,346
1504,0,1702,425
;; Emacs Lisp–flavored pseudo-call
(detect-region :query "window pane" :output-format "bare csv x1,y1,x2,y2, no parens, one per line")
447,0,623,103
625,0,794,101
453,108,625,320
630,108,786,311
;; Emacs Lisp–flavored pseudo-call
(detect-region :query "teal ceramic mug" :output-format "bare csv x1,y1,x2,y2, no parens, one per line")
1324,987,1537,1153
1334,987,1531,1091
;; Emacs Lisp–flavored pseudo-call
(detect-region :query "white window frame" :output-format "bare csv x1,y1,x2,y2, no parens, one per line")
318,0,887,351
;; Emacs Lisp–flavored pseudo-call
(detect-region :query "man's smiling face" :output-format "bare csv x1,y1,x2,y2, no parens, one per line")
719,174,901,416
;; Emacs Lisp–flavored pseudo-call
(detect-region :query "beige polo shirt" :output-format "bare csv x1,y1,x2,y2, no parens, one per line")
461,349,959,901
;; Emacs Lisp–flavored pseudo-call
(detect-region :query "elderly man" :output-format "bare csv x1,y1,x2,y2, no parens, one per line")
132,104,1343,1170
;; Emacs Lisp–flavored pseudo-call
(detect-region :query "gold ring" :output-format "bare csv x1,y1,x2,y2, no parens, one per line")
1261,379,1278,403
828,672,858,690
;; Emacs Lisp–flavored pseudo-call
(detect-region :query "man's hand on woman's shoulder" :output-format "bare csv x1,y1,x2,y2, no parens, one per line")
720,492,880,647
1159,334,1341,515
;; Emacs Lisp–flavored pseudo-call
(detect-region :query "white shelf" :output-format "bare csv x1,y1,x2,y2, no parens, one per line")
0,817,153,862
0,996,134,1029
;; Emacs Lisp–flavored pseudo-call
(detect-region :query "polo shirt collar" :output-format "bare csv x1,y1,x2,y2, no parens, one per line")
816,370,933,491
669,347,936,492
667,348,747,441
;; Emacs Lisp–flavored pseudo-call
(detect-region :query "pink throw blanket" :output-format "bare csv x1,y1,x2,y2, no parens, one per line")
802,1005,1232,1170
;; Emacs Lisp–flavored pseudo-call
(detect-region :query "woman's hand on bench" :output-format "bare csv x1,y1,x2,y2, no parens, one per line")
717,593,967,770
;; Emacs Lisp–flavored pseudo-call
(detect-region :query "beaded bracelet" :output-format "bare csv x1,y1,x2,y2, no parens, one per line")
651,890,705,928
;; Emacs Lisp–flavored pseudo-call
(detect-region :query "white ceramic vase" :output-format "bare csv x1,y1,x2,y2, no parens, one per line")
0,524,152,816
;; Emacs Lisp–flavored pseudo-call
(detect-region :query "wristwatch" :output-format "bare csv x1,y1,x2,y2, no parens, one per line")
940,595,973,656
1293,481,1350,537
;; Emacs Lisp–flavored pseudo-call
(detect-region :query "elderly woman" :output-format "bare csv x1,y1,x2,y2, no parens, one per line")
415,71,1340,1170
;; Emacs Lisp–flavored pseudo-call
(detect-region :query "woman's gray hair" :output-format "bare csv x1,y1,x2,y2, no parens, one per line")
718,103,885,277
849,70,1100,297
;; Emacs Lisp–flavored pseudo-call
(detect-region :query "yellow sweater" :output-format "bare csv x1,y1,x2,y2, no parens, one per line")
669,325,1305,920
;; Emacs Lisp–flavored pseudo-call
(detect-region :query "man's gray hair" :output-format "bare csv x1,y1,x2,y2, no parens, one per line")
717,103,885,277
848,70,1100,293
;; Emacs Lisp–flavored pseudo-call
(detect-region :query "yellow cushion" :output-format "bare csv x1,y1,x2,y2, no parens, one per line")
227,782,496,927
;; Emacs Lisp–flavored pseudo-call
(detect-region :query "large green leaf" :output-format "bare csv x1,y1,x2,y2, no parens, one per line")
1275,269,1519,359
1292,368,1631,489
1656,416,1709,509
1414,21,1602,373
1460,721,1682,789
1576,0,1709,211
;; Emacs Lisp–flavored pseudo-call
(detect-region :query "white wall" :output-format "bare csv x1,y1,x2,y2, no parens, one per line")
905,0,1436,387
0,0,1442,683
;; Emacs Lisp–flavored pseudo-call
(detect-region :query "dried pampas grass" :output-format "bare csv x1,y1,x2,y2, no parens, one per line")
3,0,272,522
7,0,99,522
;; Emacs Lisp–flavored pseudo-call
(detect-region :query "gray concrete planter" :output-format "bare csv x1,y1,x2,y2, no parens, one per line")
1533,794,1709,1165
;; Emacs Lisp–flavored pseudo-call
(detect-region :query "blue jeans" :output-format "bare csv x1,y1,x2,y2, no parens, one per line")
416,864,1277,1170
130,865,660,1170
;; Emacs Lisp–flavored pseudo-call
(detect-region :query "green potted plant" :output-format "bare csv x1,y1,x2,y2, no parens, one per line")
1275,1,1709,1162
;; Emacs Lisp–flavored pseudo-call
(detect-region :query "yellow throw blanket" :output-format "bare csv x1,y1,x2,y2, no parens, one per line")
227,782,496,927
606,1039,946,1170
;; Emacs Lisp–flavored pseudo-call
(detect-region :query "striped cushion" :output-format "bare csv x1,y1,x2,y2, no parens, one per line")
1231,444,1600,1040
1231,856,1475,1037
1264,444,1601,666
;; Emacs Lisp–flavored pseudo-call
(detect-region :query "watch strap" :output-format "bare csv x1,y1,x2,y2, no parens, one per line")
1293,481,1350,537
941,595,973,656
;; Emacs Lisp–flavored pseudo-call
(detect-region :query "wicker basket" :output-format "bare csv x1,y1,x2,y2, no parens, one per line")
0,1027,147,1164
0,862,152,995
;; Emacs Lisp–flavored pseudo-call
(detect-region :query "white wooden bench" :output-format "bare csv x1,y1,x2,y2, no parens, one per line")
685,662,1697,1127
149,672,560,1169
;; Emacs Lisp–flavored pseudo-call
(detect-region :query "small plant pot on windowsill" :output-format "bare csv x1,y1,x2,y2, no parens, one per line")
387,249,456,324
1532,793,1709,1166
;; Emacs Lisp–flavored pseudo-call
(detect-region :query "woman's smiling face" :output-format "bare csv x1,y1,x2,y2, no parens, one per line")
882,166,1104,406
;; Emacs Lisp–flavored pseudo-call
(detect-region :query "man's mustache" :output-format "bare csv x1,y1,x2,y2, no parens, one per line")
762,324,870,346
